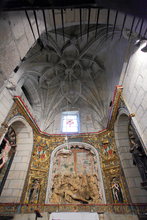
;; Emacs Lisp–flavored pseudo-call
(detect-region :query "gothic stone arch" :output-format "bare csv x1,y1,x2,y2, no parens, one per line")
114,108,147,203
0,116,33,203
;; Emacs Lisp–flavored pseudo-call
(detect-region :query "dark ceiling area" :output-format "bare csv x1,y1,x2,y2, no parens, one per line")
0,0,147,19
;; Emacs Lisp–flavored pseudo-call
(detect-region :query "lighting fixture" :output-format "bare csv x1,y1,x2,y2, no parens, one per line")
134,39,141,47
141,43,147,52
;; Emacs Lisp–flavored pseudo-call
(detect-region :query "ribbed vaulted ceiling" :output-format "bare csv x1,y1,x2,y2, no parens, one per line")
18,23,129,132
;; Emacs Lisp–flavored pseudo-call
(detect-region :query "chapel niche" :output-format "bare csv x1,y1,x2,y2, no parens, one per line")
0,126,16,194
129,123,147,189
48,143,104,204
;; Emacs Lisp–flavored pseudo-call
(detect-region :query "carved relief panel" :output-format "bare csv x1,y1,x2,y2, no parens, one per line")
47,143,105,204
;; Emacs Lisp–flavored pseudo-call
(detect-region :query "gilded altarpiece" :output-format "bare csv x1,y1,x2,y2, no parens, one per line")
21,131,130,206
0,97,131,208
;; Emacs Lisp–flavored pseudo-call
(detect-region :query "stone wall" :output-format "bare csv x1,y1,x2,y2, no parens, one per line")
0,12,34,85
0,87,14,127
122,46,147,149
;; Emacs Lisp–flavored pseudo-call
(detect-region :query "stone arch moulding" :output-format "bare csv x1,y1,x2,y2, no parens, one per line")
0,115,33,203
45,142,106,204
115,107,146,156
114,107,130,149
114,108,147,203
